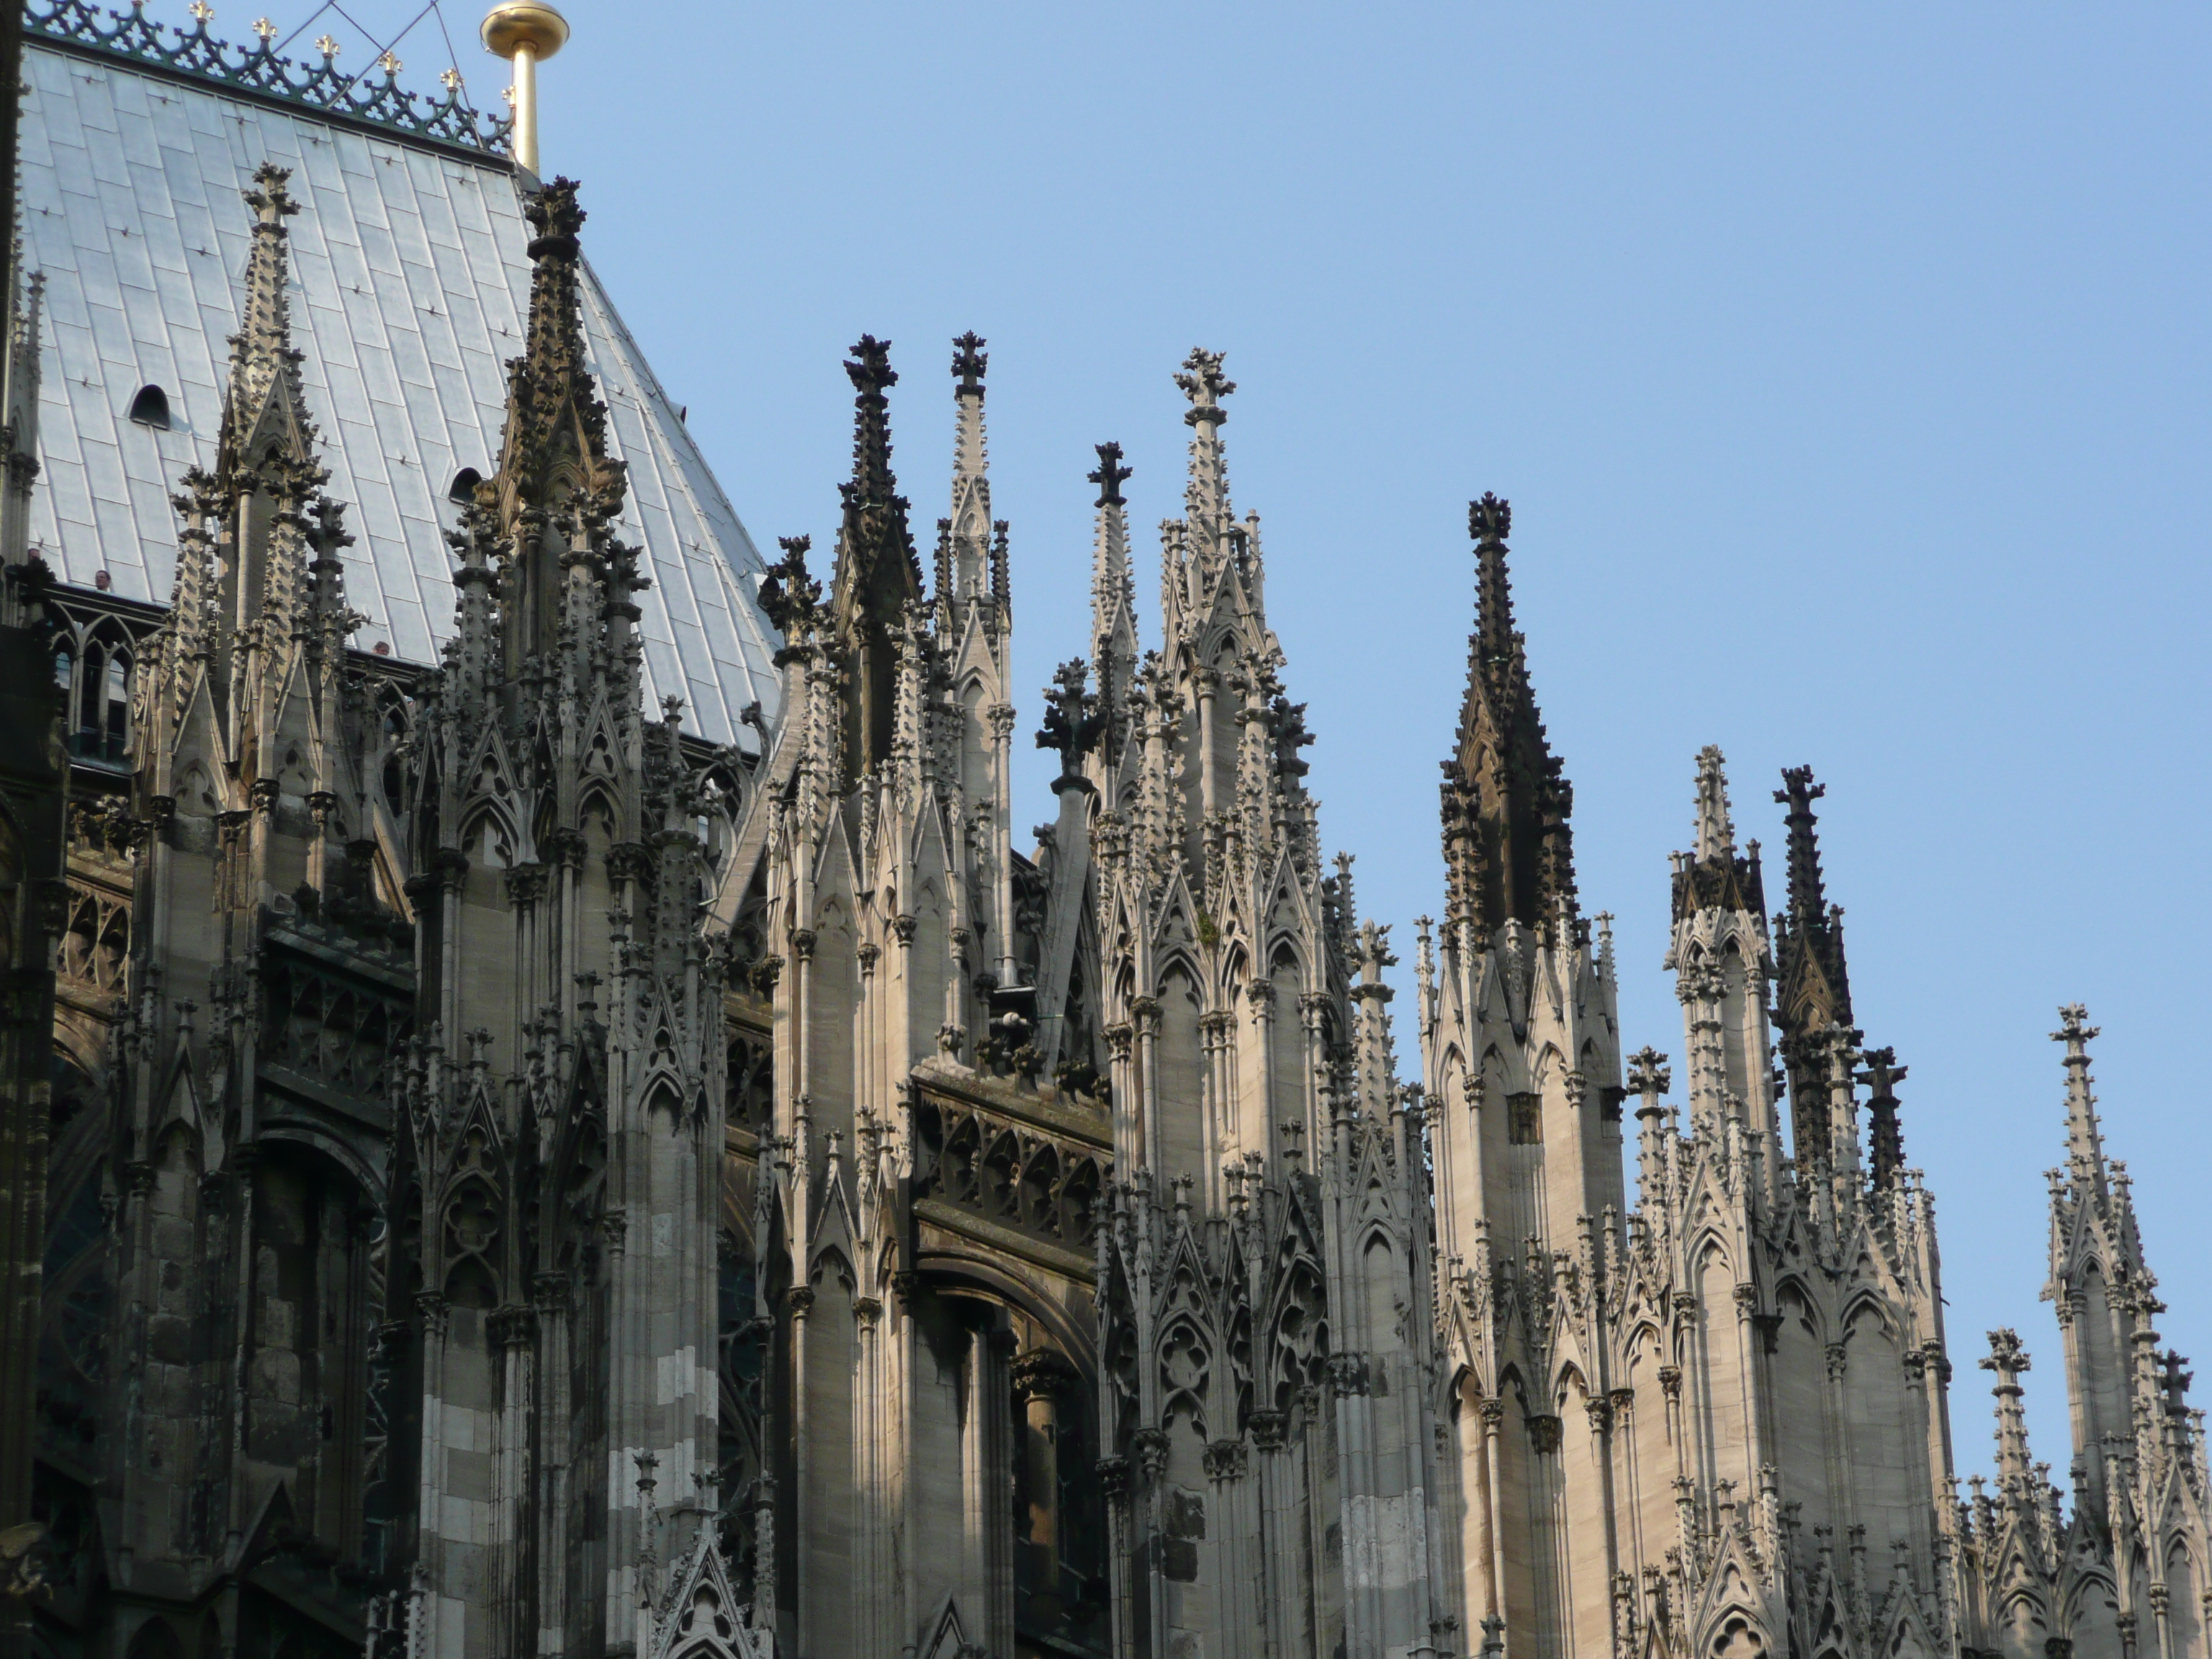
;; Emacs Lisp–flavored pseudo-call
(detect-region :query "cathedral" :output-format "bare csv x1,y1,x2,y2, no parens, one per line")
0,5,2204,1659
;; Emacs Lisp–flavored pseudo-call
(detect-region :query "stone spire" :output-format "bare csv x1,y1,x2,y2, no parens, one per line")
493,176,617,508
1439,493,1576,940
1773,766,1849,1020
1771,765,1853,1164
1982,1328,2038,1503
218,163,310,466
1668,745,1766,936
2054,1002,2109,1189
1694,742,1734,860
1858,1046,1909,1192
827,336,922,779
480,176,630,691
944,331,998,606
1175,346,1234,561
1087,440,1136,746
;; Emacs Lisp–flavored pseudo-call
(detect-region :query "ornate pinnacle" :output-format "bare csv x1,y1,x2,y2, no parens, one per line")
2160,1351,2195,1419
1775,766,1830,919
1174,348,1235,426
1982,1328,2035,1497
829,338,922,775
1771,765,1851,1168
1035,658,1103,779
1089,441,1131,508
498,175,619,525
2054,1002,2108,1184
222,163,313,471
1858,1046,1908,1192
844,335,899,500
1693,745,1734,861
952,331,986,398
759,535,820,640
1469,494,1521,694
1443,492,1577,941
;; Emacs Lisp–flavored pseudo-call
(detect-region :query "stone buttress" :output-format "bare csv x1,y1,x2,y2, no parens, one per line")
1421,502,1962,1659
382,178,746,1659
1080,352,1447,1659
1951,1010,2212,1659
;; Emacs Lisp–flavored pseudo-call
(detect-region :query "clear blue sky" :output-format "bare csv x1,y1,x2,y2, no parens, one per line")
338,0,2206,1488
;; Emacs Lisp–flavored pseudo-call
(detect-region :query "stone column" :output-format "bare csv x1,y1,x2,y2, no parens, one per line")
1014,1349,1080,1627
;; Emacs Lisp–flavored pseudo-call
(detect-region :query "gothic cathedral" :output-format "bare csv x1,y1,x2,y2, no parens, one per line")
0,9,2203,1659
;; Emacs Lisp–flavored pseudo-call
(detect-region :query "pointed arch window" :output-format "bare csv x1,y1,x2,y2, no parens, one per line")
68,625,132,765
127,384,171,430
376,685,413,813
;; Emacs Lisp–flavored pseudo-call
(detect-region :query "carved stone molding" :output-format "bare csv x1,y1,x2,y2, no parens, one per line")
1012,1347,1079,1403
1202,1439,1248,1481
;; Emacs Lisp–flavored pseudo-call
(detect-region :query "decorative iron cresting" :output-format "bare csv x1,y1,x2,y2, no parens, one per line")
27,0,515,156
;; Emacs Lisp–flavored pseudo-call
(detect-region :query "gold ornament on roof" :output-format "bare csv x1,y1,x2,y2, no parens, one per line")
251,16,274,40
480,3,568,174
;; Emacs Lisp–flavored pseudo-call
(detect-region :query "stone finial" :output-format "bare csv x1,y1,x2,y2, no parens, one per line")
1627,1047,1671,1110
243,160,300,226
1035,658,1102,780
1174,347,1235,424
759,534,821,642
952,331,987,397
1089,441,1132,508
1468,490,1511,545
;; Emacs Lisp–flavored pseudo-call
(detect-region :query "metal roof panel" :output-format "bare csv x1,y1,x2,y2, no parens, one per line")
20,40,782,743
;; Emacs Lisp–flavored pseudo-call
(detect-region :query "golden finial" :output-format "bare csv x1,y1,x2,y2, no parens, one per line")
440,67,464,93
251,15,275,40
188,0,213,22
315,34,339,58
376,49,402,76
480,3,568,174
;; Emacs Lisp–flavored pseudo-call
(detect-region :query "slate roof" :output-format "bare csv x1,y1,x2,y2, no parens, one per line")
17,36,783,745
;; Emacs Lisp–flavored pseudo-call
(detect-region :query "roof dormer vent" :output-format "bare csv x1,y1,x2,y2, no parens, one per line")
127,384,171,430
